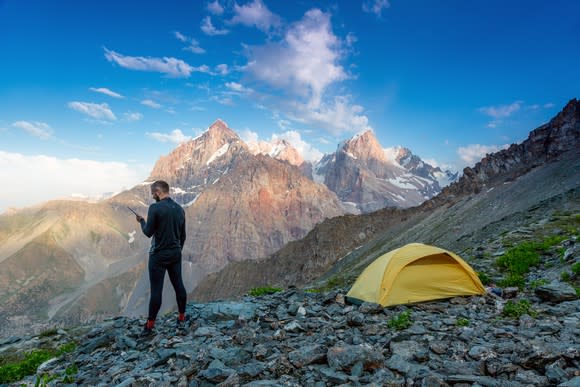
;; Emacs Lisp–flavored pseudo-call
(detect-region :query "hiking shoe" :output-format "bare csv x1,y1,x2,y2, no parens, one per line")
139,324,155,338
176,317,189,334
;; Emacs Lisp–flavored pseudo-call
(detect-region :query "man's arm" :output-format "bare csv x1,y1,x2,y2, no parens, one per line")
180,215,186,250
139,206,157,238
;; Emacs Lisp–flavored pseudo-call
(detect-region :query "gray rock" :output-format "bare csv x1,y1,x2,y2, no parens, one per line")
236,362,267,378
347,311,365,326
559,376,580,387
288,344,326,368
385,354,430,378
545,359,569,384
210,347,251,366
327,343,384,371
199,366,234,383
468,345,496,360
197,302,257,321
535,282,578,302
284,321,304,333
319,367,349,384
515,369,549,386
390,340,426,361
359,302,383,314
79,334,112,354
243,381,284,387
446,375,501,387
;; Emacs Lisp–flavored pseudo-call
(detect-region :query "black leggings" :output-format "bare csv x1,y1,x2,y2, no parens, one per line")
148,250,187,321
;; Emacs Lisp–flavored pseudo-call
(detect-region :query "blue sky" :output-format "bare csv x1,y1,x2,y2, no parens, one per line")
0,0,579,211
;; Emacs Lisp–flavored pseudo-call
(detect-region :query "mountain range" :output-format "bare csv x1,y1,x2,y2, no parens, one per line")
0,119,452,336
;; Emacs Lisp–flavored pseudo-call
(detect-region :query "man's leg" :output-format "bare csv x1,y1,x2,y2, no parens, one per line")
166,255,187,319
147,255,166,327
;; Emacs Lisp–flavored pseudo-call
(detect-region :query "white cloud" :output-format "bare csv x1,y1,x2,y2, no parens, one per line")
68,101,116,121
174,31,188,42
211,95,234,106
225,81,252,94
124,112,143,122
201,16,229,36
141,99,162,109
0,151,148,212
231,0,281,32
240,129,259,144
457,143,510,166
207,0,224,15
244,9,347,109
147,129,192,144
12,121,53,139
174,31,205,54
104,47,208,77
478,101,521,119
215,63,229,75
544,102,555,108
89,87,124,99
362,0,390,17
288,96,371,136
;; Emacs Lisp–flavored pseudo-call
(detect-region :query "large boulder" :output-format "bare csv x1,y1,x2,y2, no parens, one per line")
535,282,577,303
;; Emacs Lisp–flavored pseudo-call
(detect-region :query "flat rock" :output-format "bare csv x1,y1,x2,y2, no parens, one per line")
535,282,578,302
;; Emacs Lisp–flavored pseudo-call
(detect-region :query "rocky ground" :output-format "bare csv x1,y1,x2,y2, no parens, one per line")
1,276,579,386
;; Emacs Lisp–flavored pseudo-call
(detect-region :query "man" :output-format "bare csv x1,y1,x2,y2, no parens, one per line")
135,180,187,336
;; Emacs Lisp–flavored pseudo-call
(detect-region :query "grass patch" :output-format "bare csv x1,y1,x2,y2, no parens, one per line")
561,271,571,282
387,310,412,331
478,272,491,285
502,299,537,319
572,262,580,275
248,286,283,297
38,328,58,338
0,342,77,384
456,317,470,327
496,235,567,289
305,276,346,293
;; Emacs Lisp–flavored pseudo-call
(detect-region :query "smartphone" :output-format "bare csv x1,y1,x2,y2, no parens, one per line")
127,206,139,216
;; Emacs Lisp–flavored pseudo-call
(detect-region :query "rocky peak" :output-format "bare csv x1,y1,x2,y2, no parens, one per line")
205,119,240,143
247,139,305,167
341,130,386,163
149,119,247,186
438,98,580,199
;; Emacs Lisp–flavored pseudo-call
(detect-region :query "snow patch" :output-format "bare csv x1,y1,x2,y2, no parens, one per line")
171,187,187,195
128,230,136,244
183,195,199,207
206,143,230,165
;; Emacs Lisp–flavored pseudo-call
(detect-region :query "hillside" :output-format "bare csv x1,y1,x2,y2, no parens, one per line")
192,98,580,300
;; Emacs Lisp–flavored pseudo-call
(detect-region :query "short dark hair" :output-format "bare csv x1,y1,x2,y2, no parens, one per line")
151,180,170,193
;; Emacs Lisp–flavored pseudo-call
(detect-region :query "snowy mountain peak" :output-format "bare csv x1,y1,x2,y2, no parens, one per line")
341,130,386,162
247,138,304,167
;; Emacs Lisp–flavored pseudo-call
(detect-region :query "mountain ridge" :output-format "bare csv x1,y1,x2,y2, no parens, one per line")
191,98,580,301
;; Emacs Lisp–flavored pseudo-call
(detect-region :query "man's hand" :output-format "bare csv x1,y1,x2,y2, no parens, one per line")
136,214,143,222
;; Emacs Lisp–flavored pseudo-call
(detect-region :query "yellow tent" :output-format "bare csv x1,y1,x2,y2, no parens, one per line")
347,243,486,306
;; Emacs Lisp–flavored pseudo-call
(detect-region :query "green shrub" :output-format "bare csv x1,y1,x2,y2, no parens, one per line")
561,271,571,282
498,273,525,289
0,350,54,383
502,299,537,319
572,262,580,275
248,286,283,297
0,341,77,384
456,317,470,327
496,242,540,276
478,272,491,285
387,311,412,331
